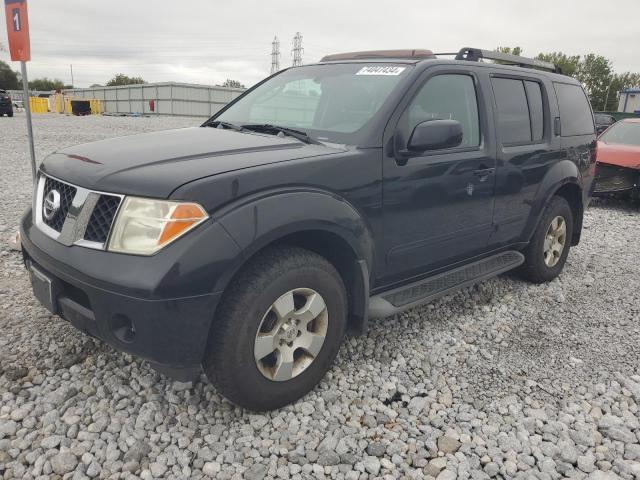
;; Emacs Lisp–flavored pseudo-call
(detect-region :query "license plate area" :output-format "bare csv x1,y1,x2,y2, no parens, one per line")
29,263,57,313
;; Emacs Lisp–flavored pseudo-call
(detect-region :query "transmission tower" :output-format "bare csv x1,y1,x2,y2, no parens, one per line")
270,36,281,74
291,32,303,67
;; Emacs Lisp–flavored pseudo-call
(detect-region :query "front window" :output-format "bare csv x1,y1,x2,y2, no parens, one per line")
599,121,640,147
212,63,411,143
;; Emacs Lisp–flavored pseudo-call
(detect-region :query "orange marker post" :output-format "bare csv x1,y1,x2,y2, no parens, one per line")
5,0,36,180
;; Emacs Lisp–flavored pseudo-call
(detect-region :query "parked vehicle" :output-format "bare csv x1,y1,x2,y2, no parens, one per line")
0,90,14,117
594,118,640,198
594,113,616,135
21,47,596,410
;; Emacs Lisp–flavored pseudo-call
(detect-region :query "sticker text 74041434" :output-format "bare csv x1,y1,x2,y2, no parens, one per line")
356,66,406,76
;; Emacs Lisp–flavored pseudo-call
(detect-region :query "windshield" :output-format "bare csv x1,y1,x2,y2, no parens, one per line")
600,121,640,147
212,63,411,143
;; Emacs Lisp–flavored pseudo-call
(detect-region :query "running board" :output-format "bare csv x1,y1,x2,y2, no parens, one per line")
369,251,524,318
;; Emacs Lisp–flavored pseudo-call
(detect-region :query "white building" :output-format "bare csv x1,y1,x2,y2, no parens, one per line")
618,88,640,113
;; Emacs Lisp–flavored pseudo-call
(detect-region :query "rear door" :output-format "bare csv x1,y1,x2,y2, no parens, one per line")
380,66,497,285
488,73,561,246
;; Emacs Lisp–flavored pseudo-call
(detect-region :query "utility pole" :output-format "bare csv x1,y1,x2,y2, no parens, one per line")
70,64,74,87
270,36,280,74
291,32,303,67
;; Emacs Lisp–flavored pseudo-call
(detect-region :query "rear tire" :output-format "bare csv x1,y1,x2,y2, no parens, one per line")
204,246,347,410
518,196,573,284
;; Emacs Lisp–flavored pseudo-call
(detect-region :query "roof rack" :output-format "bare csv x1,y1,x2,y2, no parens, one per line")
454,47,561,74
320,49,435,62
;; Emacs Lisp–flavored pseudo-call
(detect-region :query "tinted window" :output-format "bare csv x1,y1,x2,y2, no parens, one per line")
216,63,409,143
599,121,640,146
525,81,544,142
554,83,594,136
492,78,531,144
402,74,480,148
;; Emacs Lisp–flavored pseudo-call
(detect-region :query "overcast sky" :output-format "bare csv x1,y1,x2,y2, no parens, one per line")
1,0,638,88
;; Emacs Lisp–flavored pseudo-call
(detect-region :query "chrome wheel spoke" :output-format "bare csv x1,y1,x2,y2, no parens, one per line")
272,291,295,318
296,293,326,325
254,333,277,361
273,349,294,381
297,331,325,357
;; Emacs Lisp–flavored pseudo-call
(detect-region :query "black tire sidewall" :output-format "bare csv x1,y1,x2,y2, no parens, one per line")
209,253,347,410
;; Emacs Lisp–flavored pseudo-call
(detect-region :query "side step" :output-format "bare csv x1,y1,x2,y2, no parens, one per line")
369,250,524,318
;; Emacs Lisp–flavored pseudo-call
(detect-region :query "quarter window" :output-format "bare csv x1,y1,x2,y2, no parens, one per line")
554,83,595,136
402,74,480,149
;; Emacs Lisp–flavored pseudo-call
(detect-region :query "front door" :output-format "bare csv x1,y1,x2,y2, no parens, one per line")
381,69,496,284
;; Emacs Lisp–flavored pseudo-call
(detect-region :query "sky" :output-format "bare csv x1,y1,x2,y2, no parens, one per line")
1,0,639,89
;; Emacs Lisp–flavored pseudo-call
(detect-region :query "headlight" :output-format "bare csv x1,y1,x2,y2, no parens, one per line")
108,197,208,255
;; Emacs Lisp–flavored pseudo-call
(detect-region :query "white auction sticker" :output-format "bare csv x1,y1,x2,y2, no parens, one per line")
356,66,406,76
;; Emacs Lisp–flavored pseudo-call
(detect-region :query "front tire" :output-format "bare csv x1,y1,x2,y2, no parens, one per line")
204,246,347,410
518,196,573,283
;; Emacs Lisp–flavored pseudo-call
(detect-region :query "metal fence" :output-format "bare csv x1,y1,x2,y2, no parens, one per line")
65,82,245,117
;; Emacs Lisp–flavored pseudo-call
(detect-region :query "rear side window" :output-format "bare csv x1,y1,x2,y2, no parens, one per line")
554,83,594,136
492,78,531,144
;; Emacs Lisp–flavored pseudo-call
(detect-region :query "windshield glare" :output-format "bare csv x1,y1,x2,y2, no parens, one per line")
214,63,410,143
600,121,640,147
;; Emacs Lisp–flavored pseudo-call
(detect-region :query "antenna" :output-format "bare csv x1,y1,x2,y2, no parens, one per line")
270,36,281,74
291,32,303,67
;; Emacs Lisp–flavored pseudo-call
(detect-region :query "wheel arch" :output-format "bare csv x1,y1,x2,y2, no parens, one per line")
523,160,584,245
210,189,375,335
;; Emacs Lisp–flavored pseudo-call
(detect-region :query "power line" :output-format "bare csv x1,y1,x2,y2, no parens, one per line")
291,32,303,67
270,36,280,74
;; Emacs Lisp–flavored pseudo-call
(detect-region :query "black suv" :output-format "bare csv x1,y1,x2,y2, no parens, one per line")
0,90,14,117
21,48,596,410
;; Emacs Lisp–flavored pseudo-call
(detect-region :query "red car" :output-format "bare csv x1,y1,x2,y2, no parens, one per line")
594,118,640,199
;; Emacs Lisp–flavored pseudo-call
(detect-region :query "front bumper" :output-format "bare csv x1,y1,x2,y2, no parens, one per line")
20,208,240,380
594,162,640,195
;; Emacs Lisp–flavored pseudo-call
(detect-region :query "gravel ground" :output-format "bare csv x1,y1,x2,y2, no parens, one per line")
1,112,639,480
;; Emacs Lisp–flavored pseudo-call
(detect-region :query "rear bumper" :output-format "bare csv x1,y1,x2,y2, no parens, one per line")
594,162,640,194
20,208,240,380
0,103,12,113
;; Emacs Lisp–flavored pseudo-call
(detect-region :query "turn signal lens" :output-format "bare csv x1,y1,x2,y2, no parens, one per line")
108,197,208,255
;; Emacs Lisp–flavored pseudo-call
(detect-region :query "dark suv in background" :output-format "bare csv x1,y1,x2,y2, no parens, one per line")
21,47,596,410
0,90,14,117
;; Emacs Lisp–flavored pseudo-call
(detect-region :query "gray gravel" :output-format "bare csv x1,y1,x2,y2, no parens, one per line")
1,112,640,479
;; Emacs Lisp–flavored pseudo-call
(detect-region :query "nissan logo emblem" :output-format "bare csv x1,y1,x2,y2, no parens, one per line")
43,189,61,221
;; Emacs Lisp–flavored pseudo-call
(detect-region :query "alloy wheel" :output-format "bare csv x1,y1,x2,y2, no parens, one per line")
543,215,566,267
254,288,328,381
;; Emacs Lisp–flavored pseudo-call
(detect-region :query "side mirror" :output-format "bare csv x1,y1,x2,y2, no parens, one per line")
408,119,463,152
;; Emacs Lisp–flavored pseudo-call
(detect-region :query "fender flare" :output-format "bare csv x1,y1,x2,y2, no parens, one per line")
522,159,582,242
210,187,375,332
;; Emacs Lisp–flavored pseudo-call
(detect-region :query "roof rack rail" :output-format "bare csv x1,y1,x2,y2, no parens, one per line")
455,47,561,74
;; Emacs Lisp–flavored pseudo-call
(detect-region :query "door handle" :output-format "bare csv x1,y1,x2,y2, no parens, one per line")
473,167,495,179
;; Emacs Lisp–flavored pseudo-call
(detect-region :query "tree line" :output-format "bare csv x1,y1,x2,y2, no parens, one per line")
497,47,640,111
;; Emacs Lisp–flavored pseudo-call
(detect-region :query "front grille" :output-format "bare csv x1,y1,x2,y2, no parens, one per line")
84,195,121,243
43,177,76,232
594,164,638,193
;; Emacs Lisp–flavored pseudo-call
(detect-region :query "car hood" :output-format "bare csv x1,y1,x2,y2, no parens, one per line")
597,140,640,170
41,127,342,198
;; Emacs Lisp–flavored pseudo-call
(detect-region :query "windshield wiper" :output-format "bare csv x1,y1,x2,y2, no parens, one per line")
204,120,246,132
241,124,322,145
